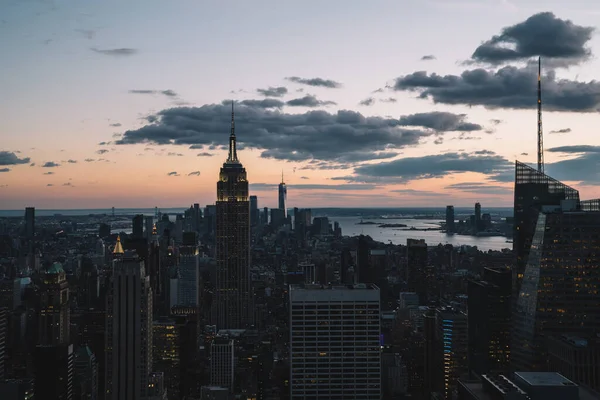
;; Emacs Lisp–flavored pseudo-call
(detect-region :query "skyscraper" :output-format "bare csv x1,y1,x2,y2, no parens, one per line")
407,239,427,305
132,214,144,239
278,171,287,217
435,307,467,399
36,262,70,345
289,284,381,399
249,195,258,227
106,253,153,400
213,103,253,330
445,205,455,233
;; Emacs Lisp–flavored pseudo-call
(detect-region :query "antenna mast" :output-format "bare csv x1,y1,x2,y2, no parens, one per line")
537,57,544,173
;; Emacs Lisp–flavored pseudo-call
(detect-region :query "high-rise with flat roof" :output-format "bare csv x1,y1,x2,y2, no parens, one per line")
289,284,381,399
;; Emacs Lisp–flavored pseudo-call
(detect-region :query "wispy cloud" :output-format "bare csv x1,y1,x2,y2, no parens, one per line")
91,47,138,56
188,171,201,176
167,171,179,176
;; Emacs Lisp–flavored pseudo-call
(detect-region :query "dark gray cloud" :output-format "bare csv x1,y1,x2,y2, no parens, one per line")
393,65,600,112
30,163,35,167
521,152,528,156
47,184,53,186
96,149,109,155
534,147,600,183
390,188,440,196
0,151,30,165
471,12,594,66
490,119,503,125
0,168,9,172
115,103,433,165
250,183,377,191
67,159,77,163
434,137,443,145
197,152,214,157
549,128,571,134
257,86,288,97
359,97,375,106
84,158,95,162
398,112,482,132
112,133,122,138
167,171,179,176
380,97,397,103
42,161,60,168
91,47,137,56
237,99,284,109
547,145,600,153
445,181,512,195
167,152,183,157
285,76,342,89
421,55,436,61
98,141,110,146
43,172,54,175
110,123,122,127
300,176,309,180
341,151,512,183
129,89,178,97
188,171,201,176
286,95,336,107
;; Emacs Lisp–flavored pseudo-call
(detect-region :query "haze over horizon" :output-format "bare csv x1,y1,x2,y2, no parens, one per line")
2,0,600,210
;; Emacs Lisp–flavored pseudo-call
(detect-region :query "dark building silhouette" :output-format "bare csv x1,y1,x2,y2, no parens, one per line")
407,239,427,305
34,343,74,400
278,172,287,218
249,195,258,227
468,267,511,376
132,214,144,239
74,346,98,400
213,103,253,330
36,262,70,345
356,235,370,283
446,205,455,233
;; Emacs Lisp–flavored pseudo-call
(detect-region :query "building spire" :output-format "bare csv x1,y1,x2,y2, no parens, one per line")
281,170,284,184
537,56,544,174
227,100,238,163
113,235,124,255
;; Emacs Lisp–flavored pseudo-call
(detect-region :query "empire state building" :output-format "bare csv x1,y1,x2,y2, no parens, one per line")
213,102,253,329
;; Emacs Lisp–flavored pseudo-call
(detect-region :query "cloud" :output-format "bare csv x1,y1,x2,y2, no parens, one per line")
549,128,571,134
115,102,433,165
521,152,528,156
167,171,179,176
91,47,137,56
359,97,375,106
390,188,440,196
43,172,54,175
238,99,284,109
342,151,512,183
47,184,53,187
167,152,184,157
434,137,443,145
300,176,309,180
42,161,60,168
285,76,342,88
197,152,214,157
471,12,595,66
380,97,397,103
67,159,77,163
286,95,336,108
188,171,201,176
393,65,600,112
84,158,95,162
30,163,35,167
62,182,73,187
0,168,10,172
98,141,110,145
398,112,482,132
257,86,288,97
0,151,30,165
421,55,436,61
534,147,600,183
250,183,377,191
96,149,109,155
547,145,600,154
110,123,122,127
490,119,503,125
129,89,178,97
112,133,122,138
445,181,512,195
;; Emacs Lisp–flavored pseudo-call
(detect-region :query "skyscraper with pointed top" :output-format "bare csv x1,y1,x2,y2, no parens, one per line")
213,102,253,329
537,56,544,173
278,170,287,217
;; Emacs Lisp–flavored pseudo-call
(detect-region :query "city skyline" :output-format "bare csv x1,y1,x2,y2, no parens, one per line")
2,0,600,209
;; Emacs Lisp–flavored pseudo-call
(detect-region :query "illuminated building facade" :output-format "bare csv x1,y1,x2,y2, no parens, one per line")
153,319,180,398
213,103,253,330
289,284,381,399
435,307,467,400
512,205,600,372
37,262,70,345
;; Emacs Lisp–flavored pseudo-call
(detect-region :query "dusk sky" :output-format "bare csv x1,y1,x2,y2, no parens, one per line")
2,0,600,209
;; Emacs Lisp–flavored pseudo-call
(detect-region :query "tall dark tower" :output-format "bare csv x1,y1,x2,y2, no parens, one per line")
213,102,253,329
278,171,287,217
537,57,544,173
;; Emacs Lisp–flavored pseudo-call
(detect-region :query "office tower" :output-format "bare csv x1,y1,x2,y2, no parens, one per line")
446,205,455,233
145,216,153,240
468,267,511,376
98,223,111,238
423,308,437,397
24,207,35,241
106,253,153,400
474,202,481,230
0,307,6,379
34,343,74,400
435,307,468,400
340,248,354,284
289,284,381,399
270,208,285,228
74,346,98,400
210,337,235,391
79,258,99,309
512,161,579,297
37,262,70,345
177,233,199,307
213,103,253,330
406,239,427,305
356,234,370,283
249,195,258,227
512,203,600,372
132,214,144,239
261,207,268,225
0,379,34,400
278,171,287,217
153,318,180,398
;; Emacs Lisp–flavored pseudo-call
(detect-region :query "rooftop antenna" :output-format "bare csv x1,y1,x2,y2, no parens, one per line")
227,100,238,162
537,57,544,173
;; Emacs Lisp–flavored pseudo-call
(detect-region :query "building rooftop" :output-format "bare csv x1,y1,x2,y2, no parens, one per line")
290,283,378,291
515,372,576,387
47,262,64,274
